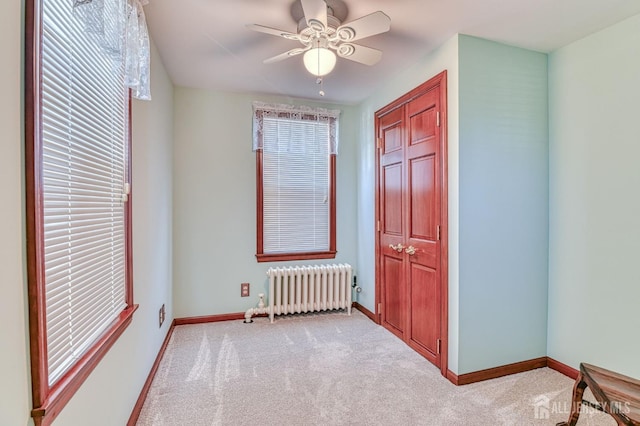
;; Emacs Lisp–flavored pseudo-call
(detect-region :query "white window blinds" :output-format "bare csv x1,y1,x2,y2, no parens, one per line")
42,0,129,386
253,103,339,255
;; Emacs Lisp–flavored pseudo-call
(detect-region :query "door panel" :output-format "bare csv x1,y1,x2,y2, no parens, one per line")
379,107,406,339
383,255,404,335
383,124,403,153
409,155,436,241
409,107,436,146
383,164,403,236
406,89,441,366
409,264,439,363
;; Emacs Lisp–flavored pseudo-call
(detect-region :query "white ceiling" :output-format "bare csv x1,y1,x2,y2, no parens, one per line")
144,0,640,104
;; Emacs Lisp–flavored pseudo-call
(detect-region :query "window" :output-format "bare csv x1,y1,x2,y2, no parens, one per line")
25,0,138,424
253,103,340,262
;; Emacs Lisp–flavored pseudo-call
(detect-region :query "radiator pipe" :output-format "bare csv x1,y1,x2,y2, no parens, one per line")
352,275,362,293
244,293,271,323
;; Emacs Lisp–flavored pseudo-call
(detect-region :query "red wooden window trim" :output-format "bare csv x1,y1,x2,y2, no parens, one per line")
255,151,337,263
25,2,137,425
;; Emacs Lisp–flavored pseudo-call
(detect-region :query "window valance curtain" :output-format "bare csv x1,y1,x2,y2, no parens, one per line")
73,0,151,100
252,102,341,154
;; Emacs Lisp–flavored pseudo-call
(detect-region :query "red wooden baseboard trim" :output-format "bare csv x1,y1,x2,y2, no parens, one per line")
442,357,580,387
454,357,548,385
546,357,579,380
127,320,176,426
174,312,245,325
352,302,376,323
446,369,459,385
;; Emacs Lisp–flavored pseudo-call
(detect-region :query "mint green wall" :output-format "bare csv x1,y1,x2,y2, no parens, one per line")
547,14,640,378
457,36,549,374
0,0,31,423
355,35,461,373
172,89,359,317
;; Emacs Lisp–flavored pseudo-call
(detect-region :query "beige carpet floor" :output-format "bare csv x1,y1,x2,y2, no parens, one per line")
136,310,613,425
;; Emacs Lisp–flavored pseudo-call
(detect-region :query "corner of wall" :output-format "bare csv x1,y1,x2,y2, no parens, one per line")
457,36,549,374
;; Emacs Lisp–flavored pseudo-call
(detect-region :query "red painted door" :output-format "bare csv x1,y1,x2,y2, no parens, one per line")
405,88,441,365
376,73,447,372
379,107,406,340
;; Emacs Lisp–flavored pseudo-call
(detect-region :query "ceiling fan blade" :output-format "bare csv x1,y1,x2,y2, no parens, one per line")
246,24,300,41
301,0,328,31
263,47,309,64
335,11,391,42
336,43,382,66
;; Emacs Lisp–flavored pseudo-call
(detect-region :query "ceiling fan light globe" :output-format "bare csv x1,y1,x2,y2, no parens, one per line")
303,47,337,76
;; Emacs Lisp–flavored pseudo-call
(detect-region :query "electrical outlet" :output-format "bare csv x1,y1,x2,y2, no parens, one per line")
159,304,165,327
241,282,250,297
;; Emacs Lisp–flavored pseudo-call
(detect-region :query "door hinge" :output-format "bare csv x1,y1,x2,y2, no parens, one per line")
377,220,381,232
437,339,441,354
436,225,441,241
437,111,441,127
378,303,382,313
376,138,382,149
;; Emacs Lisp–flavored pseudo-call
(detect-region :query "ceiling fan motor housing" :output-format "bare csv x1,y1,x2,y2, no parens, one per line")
297,10,357,47
297,12,341,35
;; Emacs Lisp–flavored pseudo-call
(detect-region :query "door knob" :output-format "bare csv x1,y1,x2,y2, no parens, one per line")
389,243,405,253
405,245,416,255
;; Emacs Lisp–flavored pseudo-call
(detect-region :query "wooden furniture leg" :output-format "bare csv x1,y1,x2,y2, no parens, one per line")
557,371,588,426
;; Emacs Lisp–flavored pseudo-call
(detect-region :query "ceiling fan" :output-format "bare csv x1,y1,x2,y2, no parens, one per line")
247,0,391,77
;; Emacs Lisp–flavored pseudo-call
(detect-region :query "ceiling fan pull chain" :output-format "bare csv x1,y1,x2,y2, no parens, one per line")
316,47,325,96
317,76,325,97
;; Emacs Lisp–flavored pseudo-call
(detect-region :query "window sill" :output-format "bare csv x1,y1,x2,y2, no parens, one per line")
31,304,139,426
256,251,337,263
